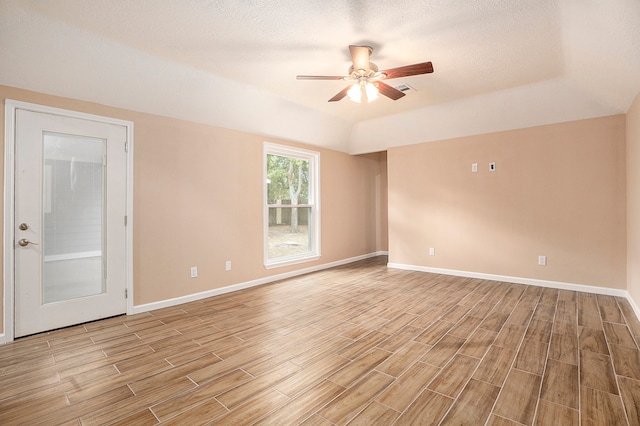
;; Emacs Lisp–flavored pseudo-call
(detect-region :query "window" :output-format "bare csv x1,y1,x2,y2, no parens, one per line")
264,142,320,268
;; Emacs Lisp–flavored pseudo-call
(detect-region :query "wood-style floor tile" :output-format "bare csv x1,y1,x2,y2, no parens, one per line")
375,340,429,377
581,386,627,425
486,414,524,425
420,334,466,367
494,324,527,350
108,408,158,426
597,295,625,324
377,312,419,334
580,327,610,355
524,319,553,343
580,350,619,394
514,338,549,375
275,353,350,397
618,298,640,342
540,359,579,409
447,315,483,339
479,312,510,332
255,380,345,425
493,368,542,425
376,361,440,412
319,371,394,424
427,354,479,398
609,344,640,380
0,393,70,425
0,256,638,425
505,308,534,327
534,400,579,426
80,378,197,425
394,389,453,425
414,320,455,345
347,401,400,426
328,348,390,388
150,369,253,422
158,398,227,425
376,325,423,352
209,388,290,425
618,376,640,426
473,345,516,387
603,322,638,348
458,328,497,359
579,296,604,330
548,332,578,365
440,378,500,425
299,414,335,426
217,362,301,410
553,313,578,337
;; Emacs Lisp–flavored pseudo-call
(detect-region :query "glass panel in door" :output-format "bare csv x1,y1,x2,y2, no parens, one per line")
42,132,105,304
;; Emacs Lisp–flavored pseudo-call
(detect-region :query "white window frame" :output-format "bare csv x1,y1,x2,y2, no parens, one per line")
263,142,320,268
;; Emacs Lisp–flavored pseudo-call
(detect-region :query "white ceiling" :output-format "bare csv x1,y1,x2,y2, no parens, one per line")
1,0,640,153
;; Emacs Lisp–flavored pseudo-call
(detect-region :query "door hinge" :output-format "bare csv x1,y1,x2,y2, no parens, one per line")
125,288,128,299
124,215,128,226
124,140,128,153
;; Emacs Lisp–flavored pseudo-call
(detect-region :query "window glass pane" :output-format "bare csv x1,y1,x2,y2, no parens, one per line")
42,132,105,304
266,154,309,204
268,207,311,259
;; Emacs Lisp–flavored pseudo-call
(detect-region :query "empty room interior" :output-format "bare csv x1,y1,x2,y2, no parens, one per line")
2,1,640,425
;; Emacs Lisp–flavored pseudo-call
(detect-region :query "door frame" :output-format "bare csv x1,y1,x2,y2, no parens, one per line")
2,100,134,343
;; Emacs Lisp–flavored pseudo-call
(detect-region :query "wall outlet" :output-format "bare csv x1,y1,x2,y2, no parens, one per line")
471,163,478,172
538,256,546,266
225,260,232,271
489,162,496,171
190,266,198,278
429,247,435,256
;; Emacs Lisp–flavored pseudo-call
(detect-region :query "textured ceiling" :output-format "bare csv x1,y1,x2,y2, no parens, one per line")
1,0,640,153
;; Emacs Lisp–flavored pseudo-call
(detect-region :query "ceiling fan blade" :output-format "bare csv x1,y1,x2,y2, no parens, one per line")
328,85,351,102
381,62,434,79
296,75,344,80
376,81,406,100
349,45,371,73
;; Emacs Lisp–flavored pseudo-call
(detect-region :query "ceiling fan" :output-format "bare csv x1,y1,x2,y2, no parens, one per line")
296,45,434,103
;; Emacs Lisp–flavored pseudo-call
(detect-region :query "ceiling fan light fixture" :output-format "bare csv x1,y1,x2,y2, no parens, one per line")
347,81,379,103
347,83,362,103
365,82,379,102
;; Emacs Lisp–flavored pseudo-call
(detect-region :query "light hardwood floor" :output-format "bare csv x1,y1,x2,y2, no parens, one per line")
1,256,640,425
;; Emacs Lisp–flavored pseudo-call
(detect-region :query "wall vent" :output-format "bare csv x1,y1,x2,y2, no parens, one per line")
394,83,416,93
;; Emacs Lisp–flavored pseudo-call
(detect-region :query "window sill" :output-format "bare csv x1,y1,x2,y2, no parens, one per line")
264,254,320,270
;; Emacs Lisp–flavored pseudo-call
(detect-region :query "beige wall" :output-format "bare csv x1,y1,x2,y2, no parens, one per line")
388,115,627,289
0,85,386,334
627,92,640,306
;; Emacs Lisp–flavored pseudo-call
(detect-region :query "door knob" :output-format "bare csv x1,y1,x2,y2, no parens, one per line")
18,239,38,247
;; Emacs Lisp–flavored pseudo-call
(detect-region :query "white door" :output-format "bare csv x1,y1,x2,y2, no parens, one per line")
14,109,128,337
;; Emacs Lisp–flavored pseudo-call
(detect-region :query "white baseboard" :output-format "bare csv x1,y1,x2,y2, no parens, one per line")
388,262,640,322
132,251,388,315
0,333,7,345
387,262,628,296
627,292,640,323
